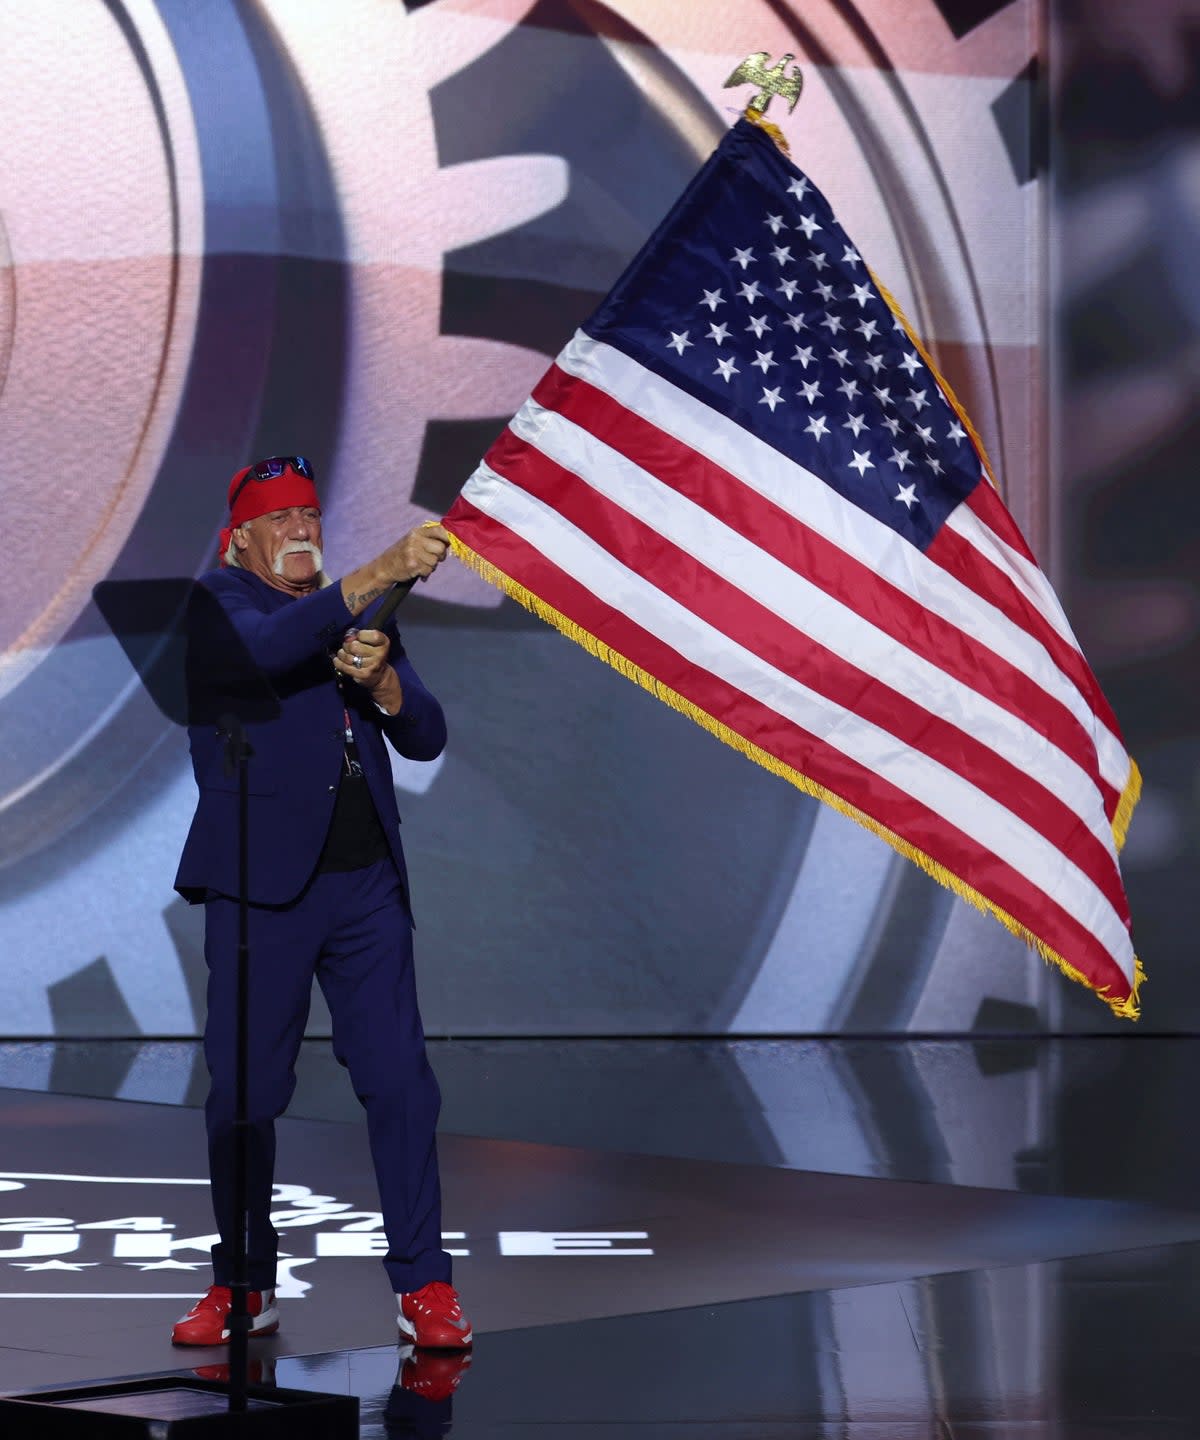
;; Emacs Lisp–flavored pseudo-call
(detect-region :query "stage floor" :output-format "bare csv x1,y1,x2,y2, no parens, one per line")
1,1040,1198,1435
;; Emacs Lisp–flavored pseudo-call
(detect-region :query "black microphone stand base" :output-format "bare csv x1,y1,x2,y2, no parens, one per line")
0,1375,359,1437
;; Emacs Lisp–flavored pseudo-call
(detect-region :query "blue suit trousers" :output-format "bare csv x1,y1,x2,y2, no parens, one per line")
203,859,451,1295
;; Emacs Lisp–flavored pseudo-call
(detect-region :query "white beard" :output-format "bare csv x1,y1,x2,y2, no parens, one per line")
274,541,323,576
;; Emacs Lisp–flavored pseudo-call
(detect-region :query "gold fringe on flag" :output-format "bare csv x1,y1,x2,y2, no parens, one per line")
444,530,1144,1021
743,106,792,155
1111,757,1142,853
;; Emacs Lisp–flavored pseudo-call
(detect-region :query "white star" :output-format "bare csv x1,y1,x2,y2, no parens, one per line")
928,457,944,476
804,414,830,440
792,344,815,368
713,356,740,382
752,349,777,373
899,350,921,376
842,245,862,267
863,352,886,374
798,379,823,403
771,245,795,266
907,388,929,412
842,413,868,437
787,176,811,200
855,318,879,342
947,419,967,443
746,314,771,338
837,377,861,401
13,1259,99,1272
700,288,725,311
881,415,902,436
731,246,756,270
777,278,800,301
796,213,822,238
873,384,893,405
915,424,935,446
829,347,851,368
783,312,807,332
707,321,731,344
850,282,874,307
807,250,829,272
895,483,918,509
819,313,844,335
667,331,693,355
764,212,785,234
738,279,763,303
759,386,785,412
848,450,875,477
124,1259,204,1271
890,447,912,472
813,280,836,303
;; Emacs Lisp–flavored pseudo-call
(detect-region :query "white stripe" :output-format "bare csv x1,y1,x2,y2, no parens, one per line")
508,401,1117,861
465,465,1135,985
548,333,1127,802
944,504,1128,793
945,505,1075,643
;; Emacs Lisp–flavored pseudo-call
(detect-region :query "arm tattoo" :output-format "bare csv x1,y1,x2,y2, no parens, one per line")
345,584,386,611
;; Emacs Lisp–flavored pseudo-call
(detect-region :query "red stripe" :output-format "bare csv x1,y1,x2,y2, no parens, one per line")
937,483,1123,750
485,429,1130,925
966,477,1037,563
526,364,1120,817
445,497,1132,1005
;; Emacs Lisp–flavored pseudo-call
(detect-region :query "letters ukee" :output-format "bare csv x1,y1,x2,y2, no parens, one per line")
0,1177,654,1294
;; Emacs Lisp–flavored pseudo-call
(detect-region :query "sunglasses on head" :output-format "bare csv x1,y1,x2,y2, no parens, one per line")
230,455,315,506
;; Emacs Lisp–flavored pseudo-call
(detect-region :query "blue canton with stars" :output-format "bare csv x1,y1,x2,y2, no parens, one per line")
582,119,981,550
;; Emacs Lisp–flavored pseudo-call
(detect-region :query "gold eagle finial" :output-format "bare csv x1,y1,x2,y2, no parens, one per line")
723,51,804,115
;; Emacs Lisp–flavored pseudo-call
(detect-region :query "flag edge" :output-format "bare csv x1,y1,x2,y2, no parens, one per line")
870,274,1144,861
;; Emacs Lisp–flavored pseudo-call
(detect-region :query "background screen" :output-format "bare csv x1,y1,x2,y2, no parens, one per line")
1,0,1194,1037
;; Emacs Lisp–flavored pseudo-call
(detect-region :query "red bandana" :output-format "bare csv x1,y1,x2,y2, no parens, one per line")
218,463,321,565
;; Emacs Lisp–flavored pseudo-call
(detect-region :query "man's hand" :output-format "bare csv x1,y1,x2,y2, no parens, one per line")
341,523,452,617
333,628,402,711
379,524,451,585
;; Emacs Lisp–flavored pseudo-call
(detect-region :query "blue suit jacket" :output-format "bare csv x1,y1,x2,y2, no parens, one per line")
174,567,446,909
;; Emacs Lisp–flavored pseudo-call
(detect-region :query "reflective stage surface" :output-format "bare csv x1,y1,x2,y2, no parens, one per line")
0,1038,1197,1436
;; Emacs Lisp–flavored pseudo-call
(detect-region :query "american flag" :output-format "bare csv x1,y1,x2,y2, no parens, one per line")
443,117,1142,1016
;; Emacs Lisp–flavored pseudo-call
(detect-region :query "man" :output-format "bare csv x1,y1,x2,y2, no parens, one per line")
171,455,470,1351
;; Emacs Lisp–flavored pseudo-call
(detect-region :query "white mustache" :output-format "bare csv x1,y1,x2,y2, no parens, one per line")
274,541,323,576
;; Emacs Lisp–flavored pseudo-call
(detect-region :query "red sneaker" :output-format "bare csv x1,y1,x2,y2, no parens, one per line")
171,1286,279,1346
396,1281,473,1349
396,1342,472,1401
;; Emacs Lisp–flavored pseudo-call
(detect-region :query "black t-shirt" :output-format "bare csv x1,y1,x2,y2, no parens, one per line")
317,705,390,873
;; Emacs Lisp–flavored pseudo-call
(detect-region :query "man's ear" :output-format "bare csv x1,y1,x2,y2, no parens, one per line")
233,524,250,552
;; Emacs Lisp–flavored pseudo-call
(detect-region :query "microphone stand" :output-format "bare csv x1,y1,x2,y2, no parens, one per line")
220,710,254,1413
